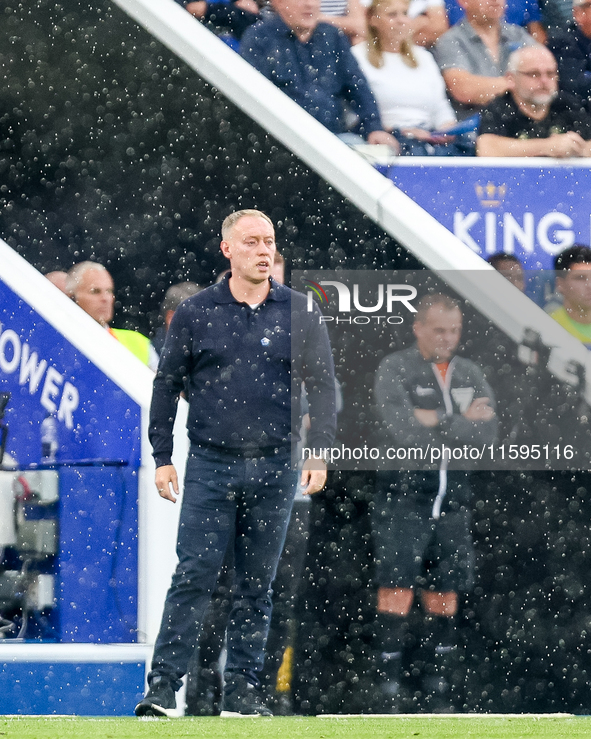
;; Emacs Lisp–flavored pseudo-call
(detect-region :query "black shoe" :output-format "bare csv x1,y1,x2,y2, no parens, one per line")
135,676,177,717
422,644,457,714
185,667,223,716
376,652,403,714
221,673,273,717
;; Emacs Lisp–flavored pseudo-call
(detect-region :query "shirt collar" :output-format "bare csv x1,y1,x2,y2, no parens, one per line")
265,10,321,44
212,274,289,304
460,16,512,42
264,11,299,39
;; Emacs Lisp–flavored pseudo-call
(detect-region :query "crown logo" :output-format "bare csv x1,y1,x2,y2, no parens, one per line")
475,182,507,208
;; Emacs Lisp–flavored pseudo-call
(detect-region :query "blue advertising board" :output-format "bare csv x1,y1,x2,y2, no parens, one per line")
1,281,141,467
383,163,591,272
0,277,141,644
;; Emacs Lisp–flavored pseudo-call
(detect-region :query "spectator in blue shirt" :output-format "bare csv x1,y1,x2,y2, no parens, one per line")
548,0,591,99
241,0,400,149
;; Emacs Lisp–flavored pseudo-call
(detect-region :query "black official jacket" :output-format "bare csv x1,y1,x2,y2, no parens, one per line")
374,344,498,512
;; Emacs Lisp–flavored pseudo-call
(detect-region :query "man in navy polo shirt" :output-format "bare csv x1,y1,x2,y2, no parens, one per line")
135,209,336,717
240,0,399,148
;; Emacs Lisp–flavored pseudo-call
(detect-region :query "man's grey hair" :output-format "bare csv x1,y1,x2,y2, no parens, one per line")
221,209,274,240
506,44,554,75
161,282,203,315
66,261,109,298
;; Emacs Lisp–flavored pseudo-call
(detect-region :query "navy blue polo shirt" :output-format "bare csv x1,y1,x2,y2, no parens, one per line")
240,14,383,137
149,276,336,466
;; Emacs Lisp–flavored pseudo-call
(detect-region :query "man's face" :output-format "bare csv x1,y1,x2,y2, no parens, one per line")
74,269,115,326
272,0,320,37
574,1,591,38
508,47,559,107
220,215,276,285
414,305,463,363
495,259,525,292
458,0,506,23
557,262,591,313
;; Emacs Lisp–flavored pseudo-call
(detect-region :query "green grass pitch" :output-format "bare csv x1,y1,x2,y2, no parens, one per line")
2,715,591,739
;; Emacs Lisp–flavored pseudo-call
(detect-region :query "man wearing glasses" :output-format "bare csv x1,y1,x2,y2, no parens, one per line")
434,0,534,119
476,45,591,157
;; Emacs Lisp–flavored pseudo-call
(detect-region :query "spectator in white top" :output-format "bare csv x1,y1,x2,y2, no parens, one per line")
352,0,464,154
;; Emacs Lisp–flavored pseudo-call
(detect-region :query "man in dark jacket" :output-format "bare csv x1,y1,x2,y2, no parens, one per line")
548,0,591,101
373,293,497,711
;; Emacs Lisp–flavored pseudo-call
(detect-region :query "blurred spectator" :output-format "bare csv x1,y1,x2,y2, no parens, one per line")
320,0,368,44
548,0,591,100
152,281,203,354
434,0,535,118
540,0,573,30
487,252,525,290
352,0,465,155
241,0,400,149
549,244,591,347
477,45,591,156
472,255,550,448
174,0,260,41
45,271,68,293
409,0,450,47
66,262,159,370
322,0,449,46
444,0,546,43
271,251,285,284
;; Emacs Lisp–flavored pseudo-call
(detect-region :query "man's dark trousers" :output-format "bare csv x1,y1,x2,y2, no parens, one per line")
148,445,298,690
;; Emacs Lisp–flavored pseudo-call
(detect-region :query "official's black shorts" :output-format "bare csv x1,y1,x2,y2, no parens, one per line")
372,474,475,592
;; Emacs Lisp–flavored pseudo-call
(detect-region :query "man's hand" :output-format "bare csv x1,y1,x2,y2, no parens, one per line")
414,408,439,427
463,397,495,421
367,130,400,153
300,457,328,496
400,127,434,142
155,465,180,503
544,132,587,159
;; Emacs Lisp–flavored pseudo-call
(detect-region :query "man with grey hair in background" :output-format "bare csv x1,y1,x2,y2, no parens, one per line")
152,282,203,355
477,45,591,157
66,261,159,369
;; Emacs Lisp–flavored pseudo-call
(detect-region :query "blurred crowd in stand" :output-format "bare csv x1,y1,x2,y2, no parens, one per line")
174,0,591,157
